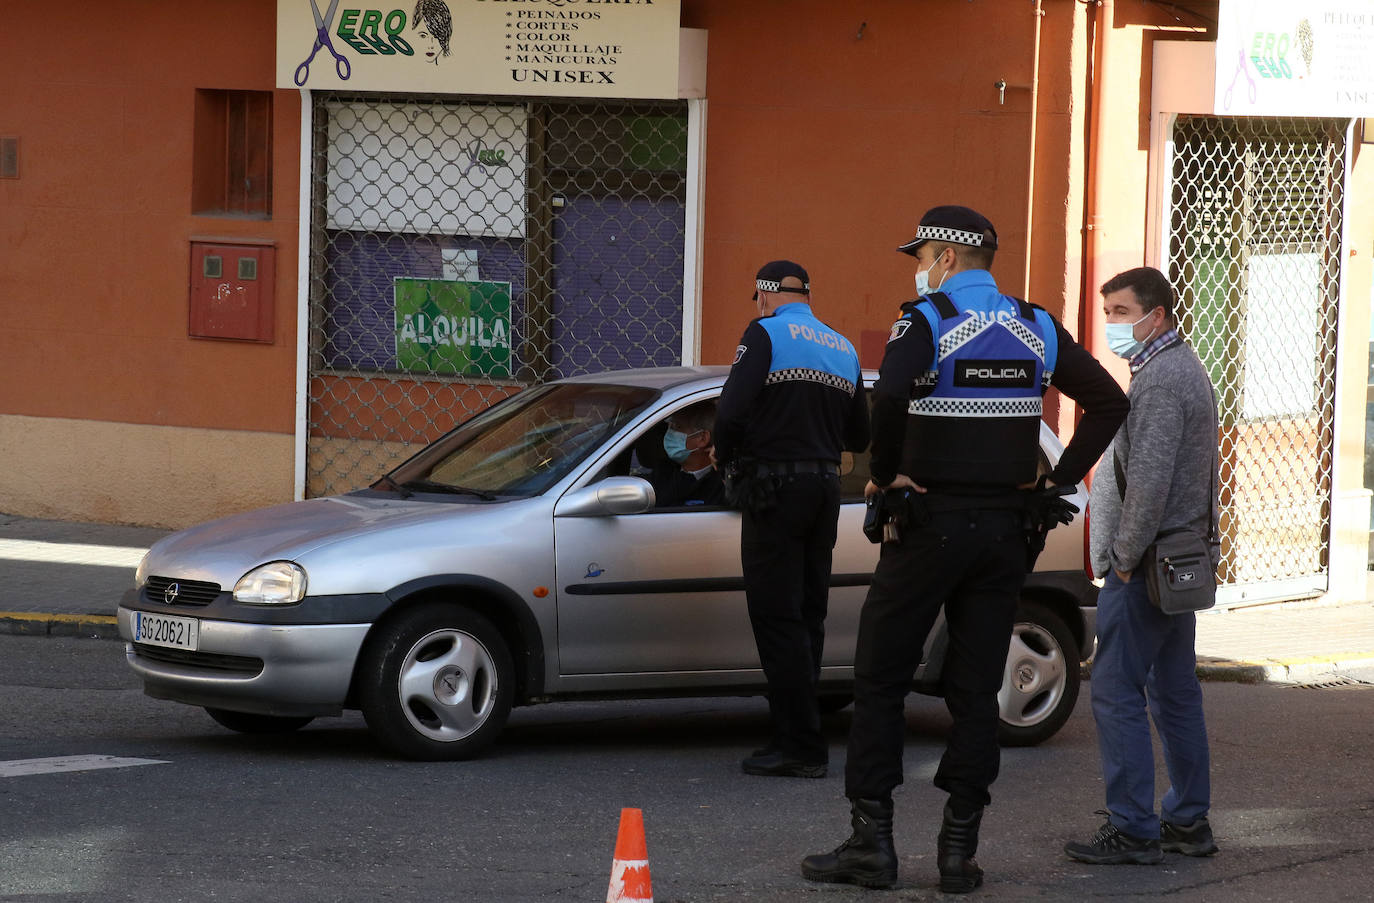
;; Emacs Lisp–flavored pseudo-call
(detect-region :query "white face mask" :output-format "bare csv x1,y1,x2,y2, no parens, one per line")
1104,310,1156,359
914,252,947,296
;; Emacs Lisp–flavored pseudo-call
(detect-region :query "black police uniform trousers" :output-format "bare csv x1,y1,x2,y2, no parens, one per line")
844,503,1027,810
741,472,841,764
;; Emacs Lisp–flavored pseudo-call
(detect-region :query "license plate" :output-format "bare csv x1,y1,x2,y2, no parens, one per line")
133,611,199,651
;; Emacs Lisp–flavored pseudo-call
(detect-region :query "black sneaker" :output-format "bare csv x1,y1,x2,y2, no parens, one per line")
1161,818,1219,856
1064,811,1163,864
741,750,826,778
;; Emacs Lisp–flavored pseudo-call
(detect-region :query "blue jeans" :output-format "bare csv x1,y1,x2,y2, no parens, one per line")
1090,570,1211,839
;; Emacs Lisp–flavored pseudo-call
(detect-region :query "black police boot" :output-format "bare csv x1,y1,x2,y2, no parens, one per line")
937,802,985,894
800,798,897,889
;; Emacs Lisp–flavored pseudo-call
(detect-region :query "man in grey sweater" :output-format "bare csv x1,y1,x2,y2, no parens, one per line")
1065,266,1221,865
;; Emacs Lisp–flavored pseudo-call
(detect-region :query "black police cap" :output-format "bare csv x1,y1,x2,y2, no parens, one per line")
897,205,999,256
753,259,811,300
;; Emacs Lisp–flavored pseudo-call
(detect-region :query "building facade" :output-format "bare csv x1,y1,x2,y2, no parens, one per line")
2,0,1370,606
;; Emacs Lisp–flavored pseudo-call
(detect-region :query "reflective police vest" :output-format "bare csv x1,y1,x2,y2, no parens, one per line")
907,291,1058,487
758,304,860,397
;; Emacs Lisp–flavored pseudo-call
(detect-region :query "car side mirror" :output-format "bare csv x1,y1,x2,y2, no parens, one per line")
555,476,656,517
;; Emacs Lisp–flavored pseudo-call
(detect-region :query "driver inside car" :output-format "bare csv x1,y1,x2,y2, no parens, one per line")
641,401,726,508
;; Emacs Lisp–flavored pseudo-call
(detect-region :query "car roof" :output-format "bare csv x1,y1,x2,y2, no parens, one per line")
556,365,879,392
557,366,728,392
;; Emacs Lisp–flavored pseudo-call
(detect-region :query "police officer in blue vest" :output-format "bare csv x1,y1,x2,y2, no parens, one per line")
714,260,870,779
802,207,1127,891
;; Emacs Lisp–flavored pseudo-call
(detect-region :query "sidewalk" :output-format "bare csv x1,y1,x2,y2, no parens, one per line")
0,513,167,639
3,512,1374,683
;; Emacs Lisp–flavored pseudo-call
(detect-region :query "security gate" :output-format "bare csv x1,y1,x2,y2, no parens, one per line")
1166,115,1345,603
304,94,690,496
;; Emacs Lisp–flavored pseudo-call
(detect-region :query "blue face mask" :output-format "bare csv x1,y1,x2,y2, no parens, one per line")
663,429,696,464
914,252,948,297
1104,311,1156,359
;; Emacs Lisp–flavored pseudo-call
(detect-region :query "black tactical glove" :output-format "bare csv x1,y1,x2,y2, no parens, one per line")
1025,477,1080,531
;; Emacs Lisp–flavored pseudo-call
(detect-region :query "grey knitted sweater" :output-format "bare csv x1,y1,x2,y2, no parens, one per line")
1088,338,1220,579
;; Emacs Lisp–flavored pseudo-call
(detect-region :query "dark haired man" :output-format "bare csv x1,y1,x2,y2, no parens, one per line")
715,260,870,779
803,206,1127,892
1064,265,1220,864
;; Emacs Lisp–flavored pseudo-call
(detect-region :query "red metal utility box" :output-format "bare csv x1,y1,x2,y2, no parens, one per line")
189,239,275,342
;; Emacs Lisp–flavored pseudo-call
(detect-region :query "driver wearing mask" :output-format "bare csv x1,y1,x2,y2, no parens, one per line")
650,401,725,507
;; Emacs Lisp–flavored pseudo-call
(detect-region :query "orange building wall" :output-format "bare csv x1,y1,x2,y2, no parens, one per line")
0,0,299,436
682,0,1084,368
1077,1,1213,378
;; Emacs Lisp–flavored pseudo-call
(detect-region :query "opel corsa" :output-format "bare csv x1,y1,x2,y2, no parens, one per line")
119,367,1097,760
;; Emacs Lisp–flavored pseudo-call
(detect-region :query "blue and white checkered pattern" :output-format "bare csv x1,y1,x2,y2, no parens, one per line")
1004,315,1046,361
766,367,857,397
915,224,985,246
937,317,990,360
757,278,810,294
908,396,1043,418
935,315,1047,366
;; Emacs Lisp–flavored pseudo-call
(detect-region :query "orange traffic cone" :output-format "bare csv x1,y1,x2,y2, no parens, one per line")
606,807,653,903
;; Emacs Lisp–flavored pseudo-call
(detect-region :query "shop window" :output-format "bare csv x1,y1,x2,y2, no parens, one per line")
304,96,689,497
193,89,272,218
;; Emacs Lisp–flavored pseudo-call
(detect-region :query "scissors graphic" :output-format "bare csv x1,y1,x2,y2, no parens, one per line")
294,0,351,86
1222,46,1256,110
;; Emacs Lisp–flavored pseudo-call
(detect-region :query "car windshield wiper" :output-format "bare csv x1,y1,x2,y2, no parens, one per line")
373,474,412,498
399,479,497,501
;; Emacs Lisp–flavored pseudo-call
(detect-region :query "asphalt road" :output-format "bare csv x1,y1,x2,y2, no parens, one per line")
2,635,1373,902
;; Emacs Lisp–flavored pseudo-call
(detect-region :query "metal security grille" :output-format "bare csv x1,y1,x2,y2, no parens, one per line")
305,94,689,497
1167,116,1345,600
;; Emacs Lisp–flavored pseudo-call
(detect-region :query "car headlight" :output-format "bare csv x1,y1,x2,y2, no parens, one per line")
233,561,307,605
134,552,150,589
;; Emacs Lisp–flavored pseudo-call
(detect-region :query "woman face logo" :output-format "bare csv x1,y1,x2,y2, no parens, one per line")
412,0,452,66
416,28,439,64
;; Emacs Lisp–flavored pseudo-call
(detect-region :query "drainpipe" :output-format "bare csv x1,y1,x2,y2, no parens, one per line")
1082,0,1112,340
1023,0,1044,299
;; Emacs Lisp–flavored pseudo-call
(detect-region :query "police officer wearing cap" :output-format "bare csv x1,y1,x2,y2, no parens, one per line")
714,260,870,779
802,207,1127,891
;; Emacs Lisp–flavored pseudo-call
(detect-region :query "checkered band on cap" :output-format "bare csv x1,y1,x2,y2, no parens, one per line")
756,279,809,294
916,225,985,247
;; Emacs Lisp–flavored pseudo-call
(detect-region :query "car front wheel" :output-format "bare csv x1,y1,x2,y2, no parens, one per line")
996,602,1080,747
358,603,515,761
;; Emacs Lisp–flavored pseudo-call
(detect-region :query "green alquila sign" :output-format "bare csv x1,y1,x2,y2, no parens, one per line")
394,278,512,378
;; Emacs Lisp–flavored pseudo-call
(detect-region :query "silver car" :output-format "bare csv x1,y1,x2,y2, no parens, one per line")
119,367,1096,760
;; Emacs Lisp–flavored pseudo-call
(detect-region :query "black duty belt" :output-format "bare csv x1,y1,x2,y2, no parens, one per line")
754,459,840,477
920,490,1029,513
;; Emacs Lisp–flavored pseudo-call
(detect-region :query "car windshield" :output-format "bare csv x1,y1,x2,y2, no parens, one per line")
380,382,660,498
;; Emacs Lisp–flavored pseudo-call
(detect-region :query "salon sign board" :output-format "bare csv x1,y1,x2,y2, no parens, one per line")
1215,0,1374,115
394,278,512,378
277,0,680,99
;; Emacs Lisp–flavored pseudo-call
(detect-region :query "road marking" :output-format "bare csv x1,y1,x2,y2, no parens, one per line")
0,539,147,568
0,755,168,778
